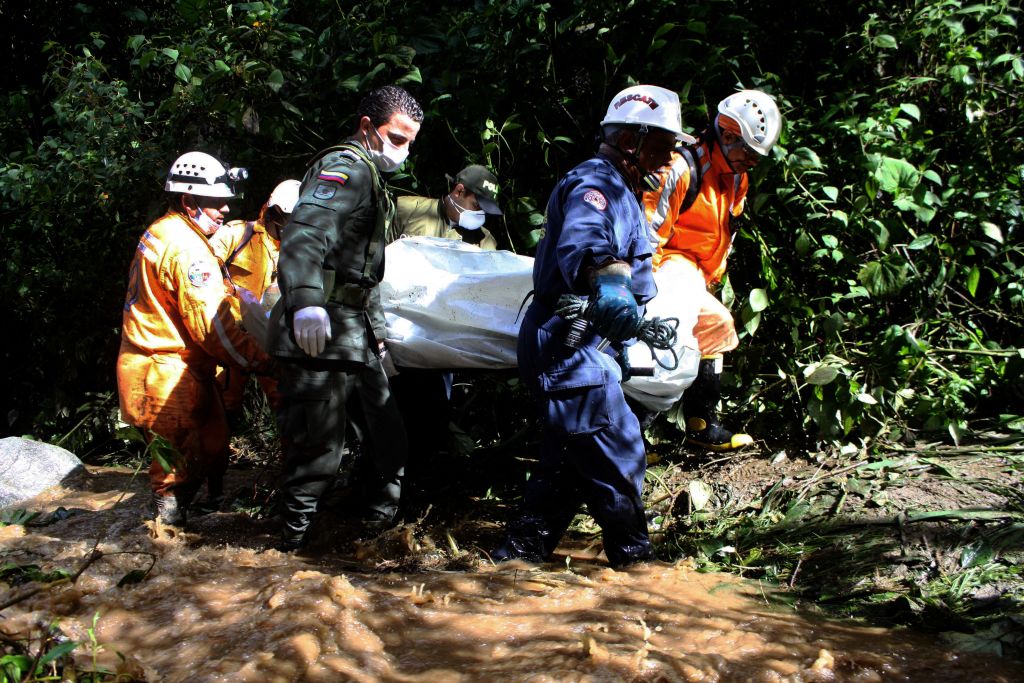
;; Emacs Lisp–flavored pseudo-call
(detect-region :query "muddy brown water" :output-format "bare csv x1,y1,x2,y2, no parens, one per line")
1,466,1020,682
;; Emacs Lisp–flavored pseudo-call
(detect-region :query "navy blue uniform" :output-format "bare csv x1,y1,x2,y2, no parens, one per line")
503,155,655,567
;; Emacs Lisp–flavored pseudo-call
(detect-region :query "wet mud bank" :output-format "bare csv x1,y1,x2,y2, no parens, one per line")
1,465,1021,682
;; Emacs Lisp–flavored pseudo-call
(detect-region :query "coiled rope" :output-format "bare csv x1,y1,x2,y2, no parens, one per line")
555,294,680,371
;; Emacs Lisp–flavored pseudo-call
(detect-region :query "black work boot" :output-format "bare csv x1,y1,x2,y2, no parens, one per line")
191,475,225,516
490,516,558,563
683,357,753,452
277,513,310,552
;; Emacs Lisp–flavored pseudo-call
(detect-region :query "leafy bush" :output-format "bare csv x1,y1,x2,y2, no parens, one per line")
0,0,1019,449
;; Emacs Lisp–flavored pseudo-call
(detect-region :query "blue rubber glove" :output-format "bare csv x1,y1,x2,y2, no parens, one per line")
588,273,639,342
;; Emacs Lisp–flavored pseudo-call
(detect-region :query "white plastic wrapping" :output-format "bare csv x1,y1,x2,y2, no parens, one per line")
380,236,702,411
620,259,702,412
381,237,533,368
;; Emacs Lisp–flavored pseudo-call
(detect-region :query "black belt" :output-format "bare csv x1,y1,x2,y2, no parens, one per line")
328,282,371,309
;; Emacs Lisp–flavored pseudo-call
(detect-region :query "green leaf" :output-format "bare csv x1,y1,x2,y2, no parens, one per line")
899,103,921,120
949,64,970,82
873,34,898,49
127,35,146,52
980,221,1003,243
907,234,934,249
743,310,761,337
858,259,907,297
37,640,79,668
787,147,822,169
118,569,150,586
161,47,180,61
823,186,839,201
749,288,769,313
266,69,284,93
174,62,192,83
873,156,920,194
803,364,839,385
795,231,811,255
966,266,980,296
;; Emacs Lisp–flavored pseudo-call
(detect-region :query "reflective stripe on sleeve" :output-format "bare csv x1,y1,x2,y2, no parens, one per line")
213,315,249,369
650,156,689,232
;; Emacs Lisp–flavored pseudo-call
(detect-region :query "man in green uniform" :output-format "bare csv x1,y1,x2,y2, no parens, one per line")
268,85,423,551
389,164,503,250
385,166,505,478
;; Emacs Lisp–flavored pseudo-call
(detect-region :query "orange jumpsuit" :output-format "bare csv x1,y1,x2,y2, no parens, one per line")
643,141,748,357
117,211,270,496
209,211,281,412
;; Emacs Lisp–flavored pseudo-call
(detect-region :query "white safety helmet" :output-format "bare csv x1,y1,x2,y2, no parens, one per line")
267,179,301,214
601,85,696,144
717,90,781,156
165,151,247,198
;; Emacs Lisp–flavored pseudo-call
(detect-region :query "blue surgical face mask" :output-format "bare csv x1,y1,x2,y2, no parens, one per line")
445,194,486,230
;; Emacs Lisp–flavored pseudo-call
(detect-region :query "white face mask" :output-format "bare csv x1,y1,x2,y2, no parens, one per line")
191,206,219,235
366,126,409,173
446,194,487,230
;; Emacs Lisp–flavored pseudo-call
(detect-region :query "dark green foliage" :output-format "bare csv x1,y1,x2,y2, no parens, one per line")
0,0,1019,447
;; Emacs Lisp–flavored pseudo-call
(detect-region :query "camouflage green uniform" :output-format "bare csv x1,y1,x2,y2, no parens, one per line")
268,140,407,545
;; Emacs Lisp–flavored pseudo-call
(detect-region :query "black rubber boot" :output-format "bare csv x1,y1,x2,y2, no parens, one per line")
490,516,557,563
191,476,225,516
683,358,753,452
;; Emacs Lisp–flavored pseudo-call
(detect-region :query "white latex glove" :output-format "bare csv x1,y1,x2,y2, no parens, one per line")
237,287,259,308
293,306,331,357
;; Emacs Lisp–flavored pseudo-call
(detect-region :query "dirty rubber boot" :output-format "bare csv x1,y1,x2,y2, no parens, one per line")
683,357,754,452
153,492,187,527
277,515,310,552
490,516,556,564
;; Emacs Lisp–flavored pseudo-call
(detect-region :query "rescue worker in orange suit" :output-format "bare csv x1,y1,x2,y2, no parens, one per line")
642,90,782,451
117,152,271,526
210,179,301,424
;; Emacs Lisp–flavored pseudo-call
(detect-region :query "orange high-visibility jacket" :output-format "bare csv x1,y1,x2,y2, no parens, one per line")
643,141,749,285
210,215,280,318
120,211,268,374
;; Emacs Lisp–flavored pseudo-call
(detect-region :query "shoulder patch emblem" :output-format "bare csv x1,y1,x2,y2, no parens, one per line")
313,183,337,200
187,260,214,287
317,170,349,185
583,189,608,211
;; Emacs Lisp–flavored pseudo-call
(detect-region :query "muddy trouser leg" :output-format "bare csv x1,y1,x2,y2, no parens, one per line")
276,363,350,544
349,357,408,523
500,437,584,561
566,405,652,568
533,377,650,567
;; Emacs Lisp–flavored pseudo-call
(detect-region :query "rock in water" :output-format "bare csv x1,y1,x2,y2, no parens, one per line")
0,437,84,509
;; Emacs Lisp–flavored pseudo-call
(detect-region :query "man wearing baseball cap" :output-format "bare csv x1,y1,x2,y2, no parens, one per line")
390,164,503,249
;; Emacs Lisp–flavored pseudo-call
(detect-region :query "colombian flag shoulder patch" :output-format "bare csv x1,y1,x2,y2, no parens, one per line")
317,171,349,185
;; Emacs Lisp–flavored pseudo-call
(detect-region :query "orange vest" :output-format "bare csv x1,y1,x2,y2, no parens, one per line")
209,213,280,318
119,211,268,374
643,141,749,285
